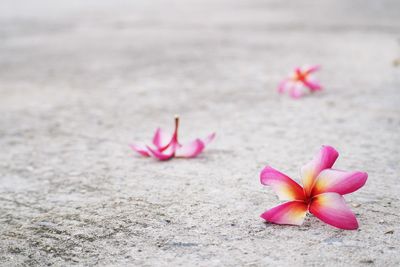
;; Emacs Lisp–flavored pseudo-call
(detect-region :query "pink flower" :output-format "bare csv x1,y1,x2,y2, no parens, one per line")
130,116,215,161
260,146,368,230
278,65,322,98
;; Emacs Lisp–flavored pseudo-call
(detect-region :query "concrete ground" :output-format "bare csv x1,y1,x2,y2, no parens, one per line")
1,0,399,266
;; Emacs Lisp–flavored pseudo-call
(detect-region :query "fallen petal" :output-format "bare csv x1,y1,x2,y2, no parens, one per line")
152,128,173,149
301,145,339,196
130,144,150,157
303,79,322,92
289,82,307,99
175,139,205,158
278,80,289,94
304,65,321,74
146,145,175,161
204,132,216,145
260,201,308,226
312,169,368,196
309,192,358,230
260,166,306,201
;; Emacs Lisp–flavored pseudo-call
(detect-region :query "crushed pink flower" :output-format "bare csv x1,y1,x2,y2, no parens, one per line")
130,116,215,161
278,65,322,98
260,146,367,230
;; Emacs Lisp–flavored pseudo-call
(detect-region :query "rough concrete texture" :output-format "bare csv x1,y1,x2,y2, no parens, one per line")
1,0,400,266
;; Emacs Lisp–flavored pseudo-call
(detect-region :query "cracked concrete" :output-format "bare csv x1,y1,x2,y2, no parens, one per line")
0,0,400,266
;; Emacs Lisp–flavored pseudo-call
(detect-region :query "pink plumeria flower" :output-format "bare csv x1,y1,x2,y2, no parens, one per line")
278,65,322,98
130,116,215,161
260,146,368,230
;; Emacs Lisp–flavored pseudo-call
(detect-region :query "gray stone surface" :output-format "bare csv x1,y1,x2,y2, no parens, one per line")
1,0,399,266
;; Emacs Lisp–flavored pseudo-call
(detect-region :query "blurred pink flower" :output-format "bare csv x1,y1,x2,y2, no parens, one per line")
260,146,367,230
130,116,215,161
278,65,322,98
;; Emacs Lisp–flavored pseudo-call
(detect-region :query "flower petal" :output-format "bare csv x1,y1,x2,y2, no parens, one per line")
152,128,172,149
260,166,306,201
303,79,322,92
309,192,358,230
289,82,307,98
260,201,308,226
175,139,205,158
304,65,320,74
204,132,216,145
146,145,175,161
130,144,150,157
301,146,339,196
312,169,368,196
278,80,289,93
